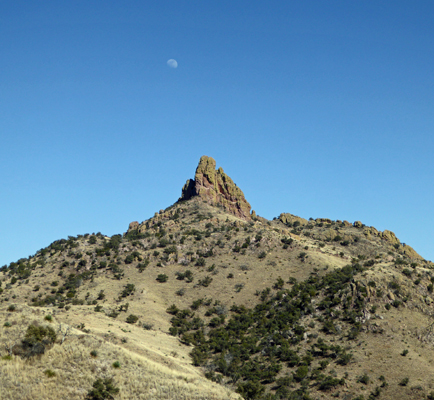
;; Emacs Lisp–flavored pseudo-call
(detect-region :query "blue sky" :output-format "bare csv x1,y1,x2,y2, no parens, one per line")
1,1,433,266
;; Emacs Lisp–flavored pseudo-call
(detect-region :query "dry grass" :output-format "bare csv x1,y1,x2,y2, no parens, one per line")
2,198,434,399
0,305,240,400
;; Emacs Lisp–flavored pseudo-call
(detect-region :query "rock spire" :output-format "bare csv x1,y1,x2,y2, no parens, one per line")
179,156,252,220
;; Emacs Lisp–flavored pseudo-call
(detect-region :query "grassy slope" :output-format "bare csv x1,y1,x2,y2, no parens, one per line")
1,198,434,399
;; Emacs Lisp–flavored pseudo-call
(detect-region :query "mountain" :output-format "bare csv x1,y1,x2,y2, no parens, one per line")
1,156,433,400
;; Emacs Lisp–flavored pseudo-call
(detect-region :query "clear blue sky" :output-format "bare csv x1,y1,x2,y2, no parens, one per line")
1,1,433,266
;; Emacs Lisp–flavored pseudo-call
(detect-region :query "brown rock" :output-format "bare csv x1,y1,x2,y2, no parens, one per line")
381,230,400,246
401,244,423,260
279,213,308,226
179,156,252,220
128,221,139,232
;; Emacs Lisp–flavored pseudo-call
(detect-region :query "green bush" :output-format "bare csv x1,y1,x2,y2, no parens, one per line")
21,324,57,358
124,254,134,264
293,365,309,382
156,274,168,283
357,373,370,385
196,257,206,267
86,377,119,400
319,375,343,391
126,314,139,324
198,276,213,287
120,284,135,297
112,361,121,369
399,377,409,386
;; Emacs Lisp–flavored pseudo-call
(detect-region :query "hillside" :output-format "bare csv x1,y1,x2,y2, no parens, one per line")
1,156,434,400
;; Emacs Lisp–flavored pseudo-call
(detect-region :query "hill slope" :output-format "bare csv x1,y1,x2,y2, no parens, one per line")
1,156,433,400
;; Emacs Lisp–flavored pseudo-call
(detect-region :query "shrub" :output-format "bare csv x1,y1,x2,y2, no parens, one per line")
137,261,149,272
90,350,98,358
176,288,186,296
319,376,343,391
235,283,245,292
44,315,53,322
120,284,135,297
21,324,57,358
399,377,409,386
273,277,284,290
156,274,168,283
236,381,265,399
198,276,213,287
258,251,266,259
336,353,353,365
124,254,134,264
112,361,121,369
357,373,370,385
402,268,412,277
293,365,309,382
44,369,56,377
7,304,16,312
126,314,139,324
196,257,206,267
401,349,409,356
86,377,119,400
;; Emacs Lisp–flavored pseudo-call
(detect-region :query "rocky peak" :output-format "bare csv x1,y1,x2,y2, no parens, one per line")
179,156,252,220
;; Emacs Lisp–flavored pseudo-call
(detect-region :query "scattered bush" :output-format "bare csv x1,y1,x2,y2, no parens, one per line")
156,274,168,283
358,373,370,385
196,257,206,267
120,284,135,297
86,377,119,400
399,377,409,386
21,324,57,358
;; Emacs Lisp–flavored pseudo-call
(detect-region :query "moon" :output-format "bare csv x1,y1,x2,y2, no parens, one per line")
167,59,178,68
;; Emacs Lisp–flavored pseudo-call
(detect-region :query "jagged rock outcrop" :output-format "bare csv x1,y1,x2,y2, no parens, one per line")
179,156,252,220
278,213,308,227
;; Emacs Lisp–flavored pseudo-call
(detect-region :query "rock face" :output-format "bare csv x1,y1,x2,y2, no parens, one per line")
179,156,252,220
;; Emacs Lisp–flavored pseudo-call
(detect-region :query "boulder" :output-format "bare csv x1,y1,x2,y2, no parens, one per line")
279,213,308,227
381,230,400,246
